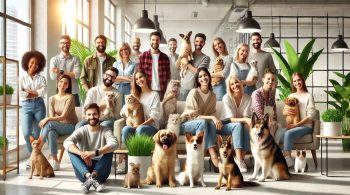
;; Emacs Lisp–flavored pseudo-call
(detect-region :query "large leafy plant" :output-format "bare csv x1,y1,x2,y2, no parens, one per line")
271,39,323,100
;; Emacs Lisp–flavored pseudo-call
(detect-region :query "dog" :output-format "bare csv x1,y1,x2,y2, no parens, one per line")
283,96,300,126
295,150,308,173
103,91,116,119
143,129,177,187
211,57,224,86
249,113,290,182
246,60,259,82
123,162,141,189
215,135,244,191
179,31,193,78
162,80,181,121
29,136,55,179
125,94,145,127
178,131,206,188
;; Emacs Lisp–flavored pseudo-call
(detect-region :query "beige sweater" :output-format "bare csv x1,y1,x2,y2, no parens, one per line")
182,88,217,117
49,94,78,124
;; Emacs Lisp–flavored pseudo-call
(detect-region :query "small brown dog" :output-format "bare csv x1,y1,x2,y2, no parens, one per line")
211,57,224,86
283,96,300,126
215,135,243,191
29,136,55,179
143,129,177,187
125,94,145,127
179,31,193,78
123,162,141,189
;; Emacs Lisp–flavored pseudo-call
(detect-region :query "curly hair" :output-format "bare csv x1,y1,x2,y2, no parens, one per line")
21,50,46,73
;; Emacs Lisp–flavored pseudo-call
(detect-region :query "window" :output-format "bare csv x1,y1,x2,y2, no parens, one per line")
125,16,132,44
104,0,116,50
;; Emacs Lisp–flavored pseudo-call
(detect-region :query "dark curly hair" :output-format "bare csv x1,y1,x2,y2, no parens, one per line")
21,50,46,73
56,74,72,94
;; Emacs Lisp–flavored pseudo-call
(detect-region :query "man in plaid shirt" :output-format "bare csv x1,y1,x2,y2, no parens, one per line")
137,31,171,100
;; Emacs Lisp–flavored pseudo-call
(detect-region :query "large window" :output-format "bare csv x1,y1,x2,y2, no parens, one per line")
104,0,116,50
125,16,132,44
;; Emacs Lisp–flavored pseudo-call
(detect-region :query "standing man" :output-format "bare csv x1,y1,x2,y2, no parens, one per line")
64,103,118,193
167,38,180,80
138,31,171,100
248,32,278,88
80,35,116,93
50,35,81,106
176,33,210,101
130,37,142,64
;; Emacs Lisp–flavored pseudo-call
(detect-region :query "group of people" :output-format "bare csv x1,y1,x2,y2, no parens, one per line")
19,31,316,193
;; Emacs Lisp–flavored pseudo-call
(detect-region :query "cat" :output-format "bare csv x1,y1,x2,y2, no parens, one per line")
123,162,141,189
103,91,116,119
246,60,259,82
211,57,224,86
125,94,145,127
29,136,55,179
166,114,181,138
295,149,308,173
179,31,193,78
162,80,181,121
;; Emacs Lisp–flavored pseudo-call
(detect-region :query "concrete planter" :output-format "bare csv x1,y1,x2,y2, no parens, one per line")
323,122,342,136
0,95,12,104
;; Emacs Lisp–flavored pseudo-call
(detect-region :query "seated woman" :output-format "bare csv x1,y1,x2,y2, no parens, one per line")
221,75,252,172
180,67,220,167
39,74,78,171
281,72,316,167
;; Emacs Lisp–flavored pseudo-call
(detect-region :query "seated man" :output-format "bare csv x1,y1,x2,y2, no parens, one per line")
75,66,122,130
64,103,118,193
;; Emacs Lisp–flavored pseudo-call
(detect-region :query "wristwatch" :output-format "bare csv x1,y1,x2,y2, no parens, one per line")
95,149,99,156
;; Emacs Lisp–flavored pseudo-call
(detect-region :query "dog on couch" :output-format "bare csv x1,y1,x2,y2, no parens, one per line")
143,129,177,187
283,96,300,126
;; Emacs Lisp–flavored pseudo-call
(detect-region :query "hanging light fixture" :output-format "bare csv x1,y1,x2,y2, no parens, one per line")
153,0,167,47
236,1,261,33
264,6,280,50
132,0,156,33
331,17,349,52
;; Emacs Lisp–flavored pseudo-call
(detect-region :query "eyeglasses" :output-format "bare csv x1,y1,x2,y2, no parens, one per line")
104,73,116,80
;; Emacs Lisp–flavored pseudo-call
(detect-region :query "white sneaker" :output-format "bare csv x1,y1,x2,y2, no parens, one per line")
175,159,180,173
235,158,247,173
285,156,294,167
116,160,126,173
25,159,31,169
52,160,60,171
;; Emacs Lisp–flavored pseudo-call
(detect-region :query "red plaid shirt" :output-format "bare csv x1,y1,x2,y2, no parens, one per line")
137,50,171,100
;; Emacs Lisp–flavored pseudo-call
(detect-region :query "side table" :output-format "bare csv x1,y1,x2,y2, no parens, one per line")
113,149,128,179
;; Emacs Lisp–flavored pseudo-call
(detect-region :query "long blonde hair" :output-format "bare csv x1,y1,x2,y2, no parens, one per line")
117,42,131,61
234,43,249,63
226,75,244,99
212,37,229,57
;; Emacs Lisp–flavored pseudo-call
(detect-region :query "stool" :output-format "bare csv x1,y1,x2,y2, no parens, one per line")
113,149,128,179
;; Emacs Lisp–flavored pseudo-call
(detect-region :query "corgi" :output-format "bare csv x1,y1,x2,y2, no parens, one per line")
179,31,193,78
29,136,55,179
178,131,206,188
215,135,244,191
295,150,308,173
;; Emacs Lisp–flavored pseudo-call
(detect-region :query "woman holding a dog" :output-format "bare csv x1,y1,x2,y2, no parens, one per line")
281,72,316,167
210,37,233,101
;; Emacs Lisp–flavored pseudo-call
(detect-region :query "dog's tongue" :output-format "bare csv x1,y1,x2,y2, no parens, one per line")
163,144,168,150
258,136,262,142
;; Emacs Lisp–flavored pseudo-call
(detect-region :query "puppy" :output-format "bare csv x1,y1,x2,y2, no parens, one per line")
29,136,55,179
215,135,243,191
249,113,290,182
283,97,300,126
125,94,145,127
103,91,115,119
143,129,177,187
211,57,224,86
178,131,206,188
295,150,308,173
246,60,259,82
179,31,193,78
123,162,141,189
162,80,180,121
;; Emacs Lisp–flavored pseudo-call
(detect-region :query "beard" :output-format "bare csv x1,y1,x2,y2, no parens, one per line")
61,46,69,52
96,45,106,53
132,45,140,51
195,44,203,50
151,43,159,50
169,47,176,53
252,42,261,49
103,78,113,87
88,118,99,126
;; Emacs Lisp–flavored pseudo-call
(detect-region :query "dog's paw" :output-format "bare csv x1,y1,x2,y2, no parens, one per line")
39,177,43,180
156,183,162,188
258,177,265,182
190,184,194,188
169,182,176,188
215,185,221,190
248,176,256,181
226,187,231,191
28,176,32,179
201,183,207,187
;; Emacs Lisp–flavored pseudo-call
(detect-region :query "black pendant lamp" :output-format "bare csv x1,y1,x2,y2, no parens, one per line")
332,18,349,52
153,15,167,47
132,0,156,33
264,8,280,50
236,11,261,33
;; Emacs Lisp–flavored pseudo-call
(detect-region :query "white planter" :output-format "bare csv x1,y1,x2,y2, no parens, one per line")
128,155,152,180
0,95,12,104
323,122,342,136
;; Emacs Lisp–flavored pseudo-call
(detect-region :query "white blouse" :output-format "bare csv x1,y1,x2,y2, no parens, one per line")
19,72,47,100
221,93,252,120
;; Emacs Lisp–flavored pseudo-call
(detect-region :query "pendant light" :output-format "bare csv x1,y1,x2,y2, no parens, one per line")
331,17,349,52
132,0,156,33
153,0,167,47
264,6,280,50
236,1,261,33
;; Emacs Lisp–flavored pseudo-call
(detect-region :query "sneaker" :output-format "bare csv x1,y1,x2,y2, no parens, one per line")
116,160,126,173
25,159,31,169
235,158,248,173
91,175,105,192
81,176,93,194
52,160,60,171
175,159,180,173
285,156,294,167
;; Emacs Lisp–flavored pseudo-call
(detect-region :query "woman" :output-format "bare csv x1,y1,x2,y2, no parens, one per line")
230,43,257,95
113,43,136,105
281,72,316,167
20,51,47,168
39,74,78,171
180,67,220,167
210,37,233,101
220,75,252,172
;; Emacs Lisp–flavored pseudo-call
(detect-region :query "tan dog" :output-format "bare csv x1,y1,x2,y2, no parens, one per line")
123,162,141,189
29,136,55,179
283,96,300,126
143,129,177,187
211,57,224,86
125,94,145,127
179,31,193,78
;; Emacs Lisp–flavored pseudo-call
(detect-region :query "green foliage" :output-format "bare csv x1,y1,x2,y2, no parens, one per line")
271,39,323,100
0,84,14,95
0,136,8,148
125,135,154,156
321,109,343,122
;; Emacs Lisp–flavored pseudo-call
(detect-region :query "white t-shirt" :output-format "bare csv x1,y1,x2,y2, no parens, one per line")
151,53,160,91
96,56,106,87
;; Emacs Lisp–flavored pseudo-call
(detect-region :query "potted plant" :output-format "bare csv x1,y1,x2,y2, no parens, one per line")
125,135,154,179
0,136,8,165
321,109,343,136
0,84,14,104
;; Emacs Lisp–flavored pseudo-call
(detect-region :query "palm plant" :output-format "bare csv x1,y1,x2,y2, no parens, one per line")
271,39,323,100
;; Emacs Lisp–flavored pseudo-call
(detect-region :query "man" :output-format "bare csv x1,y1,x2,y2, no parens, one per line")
50,34,81,106
80,35,116,92
167,38,180,80
130,37,142,64
176,33,210,101
64,103,118,193
138,31,171,100
248,32,278,88
76,67,122,131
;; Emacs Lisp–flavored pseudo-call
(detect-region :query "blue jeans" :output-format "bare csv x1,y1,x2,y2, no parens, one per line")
75,118,116,130
180,119,217,149
116,83,131,106
40,121,75,155
68,152,113,183
179,88,191,101
122,125,158,143
213,80,226,101
219,122,249,151
280,126,312,152
21,98,46,153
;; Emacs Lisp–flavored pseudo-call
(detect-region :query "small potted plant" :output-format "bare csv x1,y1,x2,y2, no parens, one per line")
0,84,14,104
125,135,154,179
0,136,8,165
321,109,343,136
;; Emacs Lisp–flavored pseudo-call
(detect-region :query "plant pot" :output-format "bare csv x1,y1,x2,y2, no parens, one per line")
323,122,342,136
342,139,350,152
128,155,152,180
0,94,12,104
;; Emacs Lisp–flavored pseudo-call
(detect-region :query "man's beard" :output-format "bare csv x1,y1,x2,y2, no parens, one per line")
151,43,159,50
96,45,106,53
195,44,203,50
133,46,140,51
103,78,113,87
169,47,176,53
62,46,69,52
88,118,99,126
252,42,261,49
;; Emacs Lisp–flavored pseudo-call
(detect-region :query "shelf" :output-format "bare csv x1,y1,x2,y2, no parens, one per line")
0,105,20,109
